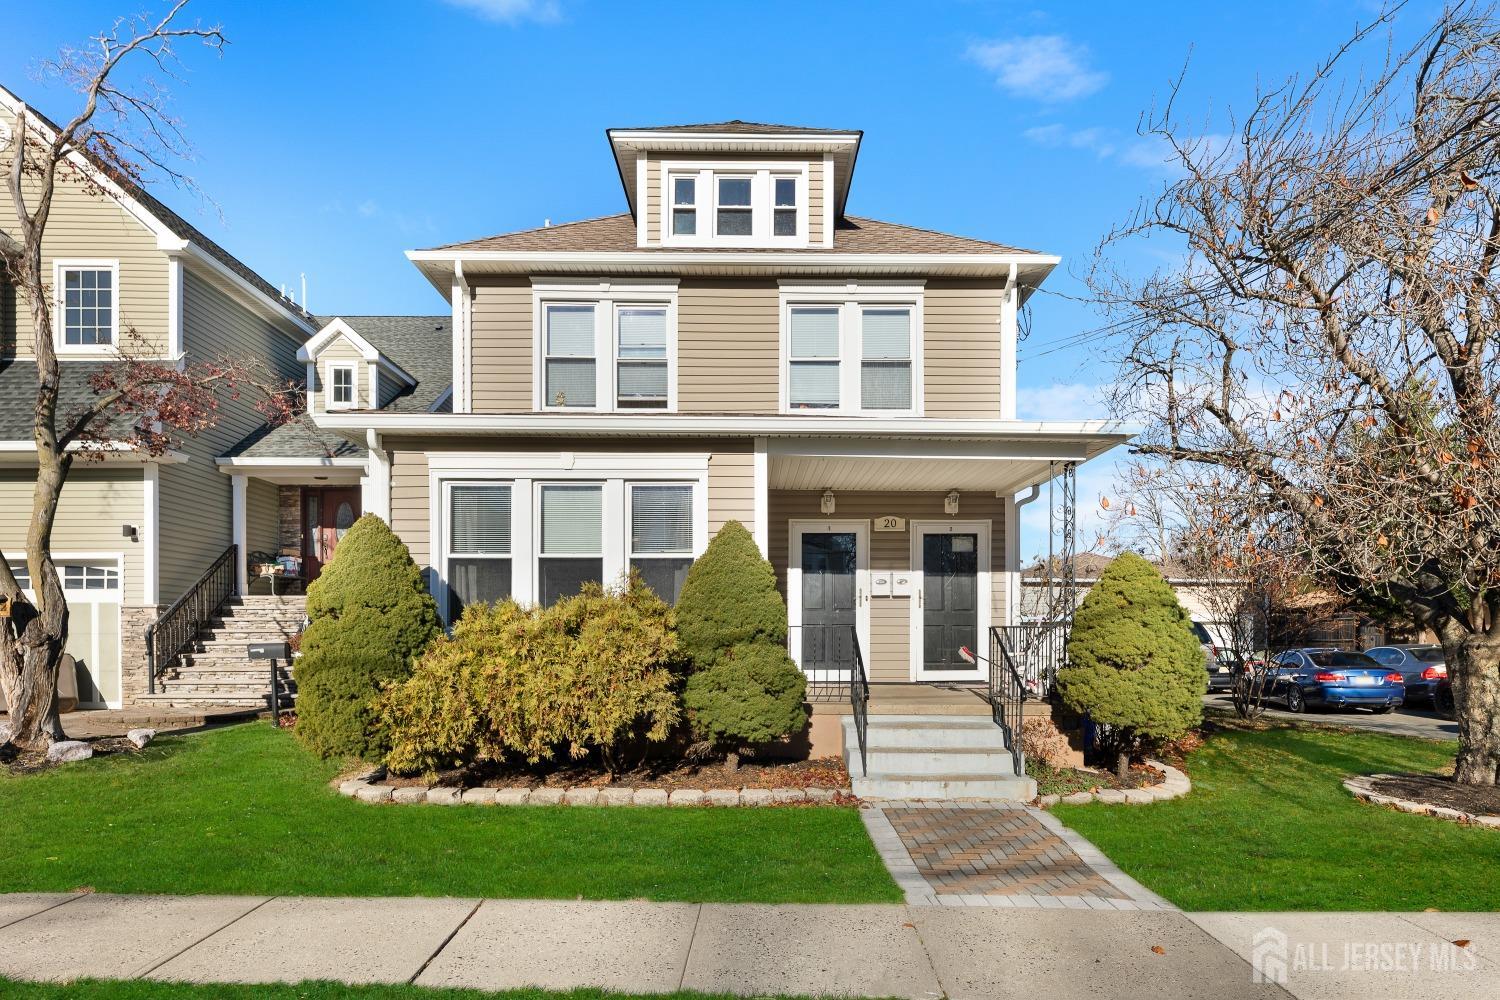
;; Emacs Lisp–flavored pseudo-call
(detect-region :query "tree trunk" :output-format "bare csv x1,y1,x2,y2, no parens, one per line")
1446,629,1500,787
1116,749,1130,781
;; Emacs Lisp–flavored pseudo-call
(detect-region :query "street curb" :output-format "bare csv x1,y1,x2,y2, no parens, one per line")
1034,760,1190,808
335,771,852,807
1344,773,1500,828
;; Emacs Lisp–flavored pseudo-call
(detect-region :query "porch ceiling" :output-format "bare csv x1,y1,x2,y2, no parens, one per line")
770,454,1059,494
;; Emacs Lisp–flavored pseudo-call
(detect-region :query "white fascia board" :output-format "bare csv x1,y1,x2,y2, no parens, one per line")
407,249,1060,271
178,243,316,340
608,132,860,150
214,456,368,470
0,441,188,463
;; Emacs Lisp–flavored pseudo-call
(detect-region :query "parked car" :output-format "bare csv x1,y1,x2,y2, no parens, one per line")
1191,621,1236,692
1433,676,1456,718
1268,648,1405,713
1362,644,1447,709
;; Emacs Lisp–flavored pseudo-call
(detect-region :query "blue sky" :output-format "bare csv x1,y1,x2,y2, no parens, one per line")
1,0,1437,558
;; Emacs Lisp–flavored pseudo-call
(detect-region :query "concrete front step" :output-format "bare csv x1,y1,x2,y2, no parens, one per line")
842,714,1033,801
859,716,1011,749
851,773,1037,799
859,745,1017,776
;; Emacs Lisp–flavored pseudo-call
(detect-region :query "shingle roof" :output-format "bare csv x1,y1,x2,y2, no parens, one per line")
612,121,859,135
428,213,1037,255
0,359,135,440
221,413,366,461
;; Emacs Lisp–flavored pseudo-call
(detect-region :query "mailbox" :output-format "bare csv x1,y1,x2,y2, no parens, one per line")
247,642,290,661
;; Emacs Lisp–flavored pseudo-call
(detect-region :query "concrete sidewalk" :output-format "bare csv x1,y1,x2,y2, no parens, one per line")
2,893,1495,998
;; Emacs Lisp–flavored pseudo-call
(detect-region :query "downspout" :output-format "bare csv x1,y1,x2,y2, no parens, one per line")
452,261,471,413
1013,484,1041,623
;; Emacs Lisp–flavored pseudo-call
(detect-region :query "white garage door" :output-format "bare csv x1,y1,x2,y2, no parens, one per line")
6,555,123,708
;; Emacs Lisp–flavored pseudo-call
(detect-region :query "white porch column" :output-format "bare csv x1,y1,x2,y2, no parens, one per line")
230,473,248,593
364,429,391,521
752,436,769,557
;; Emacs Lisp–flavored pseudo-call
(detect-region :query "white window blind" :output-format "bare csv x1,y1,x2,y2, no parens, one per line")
860,308,913,410
617,307,668,407
630,484,693,554
789,307,841,409
449,484,511,554
545,305,597,407
541,484,603,554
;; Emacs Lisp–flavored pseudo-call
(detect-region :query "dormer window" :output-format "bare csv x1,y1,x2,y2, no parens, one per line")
715,177,753,236
328,364,356,409
671,177,696,235
662,163,808,247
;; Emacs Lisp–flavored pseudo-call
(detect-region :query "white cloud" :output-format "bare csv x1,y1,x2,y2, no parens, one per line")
965,35,1107,103
1023,125,1235,178
1022,124,1116,159
356,199,379,218
441,0,561,24
1015,381,1105,422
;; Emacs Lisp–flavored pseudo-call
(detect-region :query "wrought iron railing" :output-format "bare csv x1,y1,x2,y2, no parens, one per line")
989,626,1031,776
146,545,238,694
790,623,869,777
996,620,1068,698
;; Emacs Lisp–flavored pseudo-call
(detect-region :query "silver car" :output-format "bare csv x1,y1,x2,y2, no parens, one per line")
1362,644,1447,709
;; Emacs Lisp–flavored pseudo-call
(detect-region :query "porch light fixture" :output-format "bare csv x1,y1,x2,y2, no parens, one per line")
944,490,960,516
121,524,138,541
820,489,836,515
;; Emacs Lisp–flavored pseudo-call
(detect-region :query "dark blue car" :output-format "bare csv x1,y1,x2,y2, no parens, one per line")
1269,648,1405,713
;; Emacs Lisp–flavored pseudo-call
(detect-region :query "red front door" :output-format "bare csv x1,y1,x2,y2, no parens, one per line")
303,487,360,581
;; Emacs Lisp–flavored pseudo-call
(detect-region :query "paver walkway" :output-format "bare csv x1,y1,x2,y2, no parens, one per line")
862,800,1174,910
1,892,1495,998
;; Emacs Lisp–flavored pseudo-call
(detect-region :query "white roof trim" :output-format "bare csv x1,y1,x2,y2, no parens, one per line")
215,456,367,469
408,249,1059,269
298,318,418,387
0,440,188,464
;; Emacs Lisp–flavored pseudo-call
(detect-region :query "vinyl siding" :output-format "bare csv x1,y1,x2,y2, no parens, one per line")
678,279,781,413
768,489,1008,682
0,108,170,358
245,477,280,559
469,279,533,412
0,466,144,605
644,156,661,244
807,162,824,244
923,279,1004,419
156,269,303,600
310,337,369,411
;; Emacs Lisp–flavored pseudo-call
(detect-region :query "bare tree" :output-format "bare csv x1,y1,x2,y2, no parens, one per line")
1092,1,1500,784
1,2,297,751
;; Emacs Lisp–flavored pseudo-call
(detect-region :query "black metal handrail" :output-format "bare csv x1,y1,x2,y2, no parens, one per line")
989,626,1030,776
996,620,1067,698
146,544,238,693
849,626,869,778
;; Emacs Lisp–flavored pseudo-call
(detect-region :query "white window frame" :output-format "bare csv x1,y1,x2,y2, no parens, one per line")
660,161,810,248
535,480,607,604
778,282,924,417
53,259,120,354
772,174,800,238
626,481,697,601
426,453,709,623
670,174,698,238
440,480,515,623
325,362,358,410
613,302,672,410
531,281,679,413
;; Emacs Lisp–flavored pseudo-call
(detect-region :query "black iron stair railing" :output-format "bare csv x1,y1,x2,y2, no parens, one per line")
988,626,1030,776
145,544,239,694
848,625,869,778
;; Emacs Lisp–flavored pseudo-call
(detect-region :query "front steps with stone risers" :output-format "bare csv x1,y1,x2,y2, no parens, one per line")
841,714,1037,801
136,596,304,710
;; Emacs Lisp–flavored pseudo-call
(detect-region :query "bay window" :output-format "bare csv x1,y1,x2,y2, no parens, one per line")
446,482,512,619
781,289,921,415
629,484,694,604
538,483,603,605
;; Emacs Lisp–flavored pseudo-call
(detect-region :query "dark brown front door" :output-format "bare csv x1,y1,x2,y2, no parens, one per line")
303,487,360,581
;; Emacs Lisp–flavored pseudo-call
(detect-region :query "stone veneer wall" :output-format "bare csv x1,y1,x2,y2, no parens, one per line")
277,486,301,557
119,604,163,706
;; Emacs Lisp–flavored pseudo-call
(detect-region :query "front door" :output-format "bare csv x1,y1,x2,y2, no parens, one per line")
789,521,870,688
303,487,360,581
912,522,990,681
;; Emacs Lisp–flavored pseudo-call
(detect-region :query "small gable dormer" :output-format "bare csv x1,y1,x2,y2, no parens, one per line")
298,317,417,412
607,122,861,251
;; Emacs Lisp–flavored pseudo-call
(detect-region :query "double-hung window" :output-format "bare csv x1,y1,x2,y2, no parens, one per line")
671,177,697,235
57,262,117,349
629,484,694,604
328,364,356,408
446,483,512,619
544,304,598,408
773,177,798,237
783,291,920,415
788,307,842,410
538,483,603,605
715,176,753,236
616,307,668,409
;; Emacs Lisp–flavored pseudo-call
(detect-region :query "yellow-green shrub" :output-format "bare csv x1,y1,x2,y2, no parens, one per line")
377,576,684,775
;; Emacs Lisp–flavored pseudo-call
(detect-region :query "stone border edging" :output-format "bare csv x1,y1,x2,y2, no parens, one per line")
334,771,849,806
1034,760,1189,808
1344,773,1500,828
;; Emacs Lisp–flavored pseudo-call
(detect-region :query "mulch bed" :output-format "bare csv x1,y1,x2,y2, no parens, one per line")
1030,760,1164,797
0,736,139,776
1370,773,1500,818
381,755,851,792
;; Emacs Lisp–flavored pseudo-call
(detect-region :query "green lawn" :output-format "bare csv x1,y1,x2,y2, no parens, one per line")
0,981,845,1000
0,722,897,904
1055,722,1499,911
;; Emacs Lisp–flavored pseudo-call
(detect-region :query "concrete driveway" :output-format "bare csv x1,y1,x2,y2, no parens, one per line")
1203,694,1459,742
